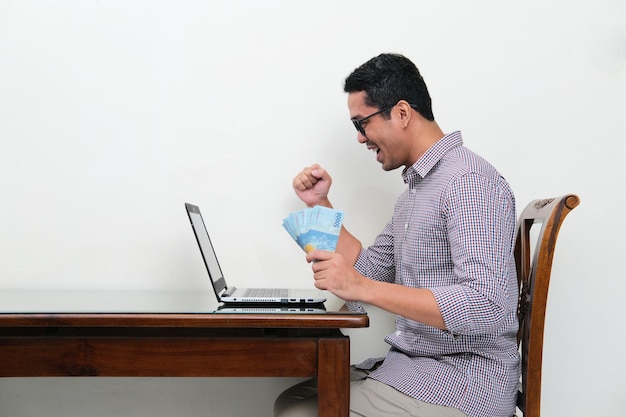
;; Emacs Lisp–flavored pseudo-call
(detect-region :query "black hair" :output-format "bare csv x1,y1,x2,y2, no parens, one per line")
344,53,434,121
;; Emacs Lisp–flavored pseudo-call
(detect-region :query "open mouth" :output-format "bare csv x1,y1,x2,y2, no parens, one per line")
369,145,382,163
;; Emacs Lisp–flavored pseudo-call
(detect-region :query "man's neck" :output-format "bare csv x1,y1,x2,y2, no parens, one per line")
408,120,445,164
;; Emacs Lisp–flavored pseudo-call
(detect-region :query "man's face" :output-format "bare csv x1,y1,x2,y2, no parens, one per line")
347,92,406,171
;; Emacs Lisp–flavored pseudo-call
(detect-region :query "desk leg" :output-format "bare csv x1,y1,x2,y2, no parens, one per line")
317,336,350,417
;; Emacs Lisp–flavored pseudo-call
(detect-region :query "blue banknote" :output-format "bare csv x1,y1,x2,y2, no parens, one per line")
282,206,344,252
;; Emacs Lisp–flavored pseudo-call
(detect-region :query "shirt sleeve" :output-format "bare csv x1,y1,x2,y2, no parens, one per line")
354,220,397,284
430,172,517,335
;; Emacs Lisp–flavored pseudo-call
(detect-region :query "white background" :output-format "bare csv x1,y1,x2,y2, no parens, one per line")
1,1,625,416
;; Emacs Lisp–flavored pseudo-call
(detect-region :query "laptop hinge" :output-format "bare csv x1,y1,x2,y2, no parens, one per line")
222,287,237,297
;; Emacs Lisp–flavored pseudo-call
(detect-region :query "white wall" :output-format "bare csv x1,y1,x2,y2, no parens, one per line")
1,1,624,416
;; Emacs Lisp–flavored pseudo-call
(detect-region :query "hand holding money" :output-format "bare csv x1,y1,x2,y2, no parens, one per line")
282,206,344,253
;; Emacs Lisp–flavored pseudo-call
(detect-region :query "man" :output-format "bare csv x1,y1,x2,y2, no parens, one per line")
274,53,520,417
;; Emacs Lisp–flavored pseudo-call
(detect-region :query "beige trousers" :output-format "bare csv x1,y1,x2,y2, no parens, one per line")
274,366,467,417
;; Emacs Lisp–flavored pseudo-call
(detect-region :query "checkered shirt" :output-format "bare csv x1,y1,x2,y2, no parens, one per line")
351,131,520,417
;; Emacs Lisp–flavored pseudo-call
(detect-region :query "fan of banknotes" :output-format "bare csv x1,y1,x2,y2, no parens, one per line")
282,206,344,253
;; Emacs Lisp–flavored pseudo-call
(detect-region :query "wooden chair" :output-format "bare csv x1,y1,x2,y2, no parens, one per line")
514,194,580,417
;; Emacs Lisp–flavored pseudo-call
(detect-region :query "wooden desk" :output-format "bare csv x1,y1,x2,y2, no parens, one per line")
0,293,369,417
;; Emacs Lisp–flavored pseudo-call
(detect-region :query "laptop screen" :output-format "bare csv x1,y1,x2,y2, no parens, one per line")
185,203,227,297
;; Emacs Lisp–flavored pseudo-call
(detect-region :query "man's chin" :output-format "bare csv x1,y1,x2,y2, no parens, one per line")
380,161,401,172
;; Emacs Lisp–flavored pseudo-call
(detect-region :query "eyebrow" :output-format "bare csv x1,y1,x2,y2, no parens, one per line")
350,113,367,121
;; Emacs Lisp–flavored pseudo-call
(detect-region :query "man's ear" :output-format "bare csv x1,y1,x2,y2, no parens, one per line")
396,100,413,129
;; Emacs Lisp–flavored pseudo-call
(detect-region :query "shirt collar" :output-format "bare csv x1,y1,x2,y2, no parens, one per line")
402,131,464,187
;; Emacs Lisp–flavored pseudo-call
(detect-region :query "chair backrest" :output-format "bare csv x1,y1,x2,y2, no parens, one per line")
514,194,580,417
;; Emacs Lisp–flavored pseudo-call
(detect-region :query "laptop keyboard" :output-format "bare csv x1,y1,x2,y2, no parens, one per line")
244,288,289,298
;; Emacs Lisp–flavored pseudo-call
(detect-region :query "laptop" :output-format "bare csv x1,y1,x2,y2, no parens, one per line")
215,305,326,314
185,203,326,305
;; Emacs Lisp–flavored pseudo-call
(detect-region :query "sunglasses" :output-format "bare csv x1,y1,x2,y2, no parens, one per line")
351,104,395,136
